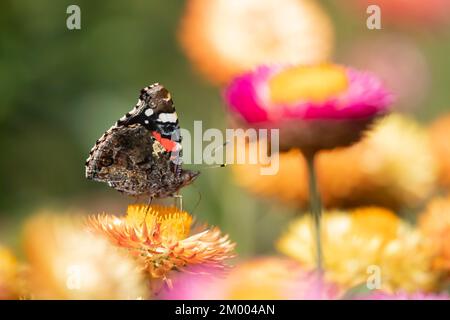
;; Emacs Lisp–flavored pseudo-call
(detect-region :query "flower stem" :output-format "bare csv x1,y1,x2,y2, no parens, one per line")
304,152,324,274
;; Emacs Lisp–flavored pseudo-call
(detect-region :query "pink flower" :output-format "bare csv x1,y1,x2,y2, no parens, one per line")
225,64,392,123
159,268,227,300
288,272,341,300
224,64,393,153
160,257,341,300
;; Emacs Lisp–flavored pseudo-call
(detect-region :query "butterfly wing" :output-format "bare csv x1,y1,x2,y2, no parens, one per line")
85,84,199,197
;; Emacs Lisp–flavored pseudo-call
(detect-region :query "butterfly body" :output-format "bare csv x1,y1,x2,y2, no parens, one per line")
85,84,199,197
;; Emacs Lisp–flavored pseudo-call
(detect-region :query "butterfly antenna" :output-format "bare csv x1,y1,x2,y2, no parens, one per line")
213,140,230,154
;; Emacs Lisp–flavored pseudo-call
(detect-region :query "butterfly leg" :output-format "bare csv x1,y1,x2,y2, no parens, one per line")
173,192,183,211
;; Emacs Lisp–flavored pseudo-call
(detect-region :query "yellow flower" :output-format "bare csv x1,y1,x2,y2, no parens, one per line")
233,114,437,209
277,207,440,292
0,246,19,300
419,196,450,272
357,114,436,207
88,204,236,282
23,212,147,300
178,0,333,84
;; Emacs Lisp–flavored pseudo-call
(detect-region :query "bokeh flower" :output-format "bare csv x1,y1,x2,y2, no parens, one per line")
419,196,450,273
233,114,436,209
178,0,333,85
225,63,392,153
162,257,341,300
22,212,147,300
277,207,440,292
0,245,19,300
429,114,450,188
88,204,235,284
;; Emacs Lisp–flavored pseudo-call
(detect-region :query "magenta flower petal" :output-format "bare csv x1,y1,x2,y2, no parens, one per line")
224,66,272,123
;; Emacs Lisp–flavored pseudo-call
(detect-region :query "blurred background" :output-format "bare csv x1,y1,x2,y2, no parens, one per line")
0,0,449,259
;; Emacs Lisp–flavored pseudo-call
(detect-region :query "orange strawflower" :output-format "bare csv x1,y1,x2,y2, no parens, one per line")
178,0,333,84
88,204,236,282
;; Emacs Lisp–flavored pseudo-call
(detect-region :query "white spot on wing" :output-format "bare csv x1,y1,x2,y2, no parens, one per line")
144,108,154,117
158,112,177,123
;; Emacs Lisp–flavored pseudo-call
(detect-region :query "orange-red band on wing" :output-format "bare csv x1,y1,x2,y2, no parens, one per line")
152,131,177,152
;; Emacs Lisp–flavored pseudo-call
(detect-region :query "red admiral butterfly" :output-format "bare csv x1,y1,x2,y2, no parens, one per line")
85,83,199,198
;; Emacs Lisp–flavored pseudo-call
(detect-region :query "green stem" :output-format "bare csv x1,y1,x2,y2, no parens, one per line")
305,152,324,274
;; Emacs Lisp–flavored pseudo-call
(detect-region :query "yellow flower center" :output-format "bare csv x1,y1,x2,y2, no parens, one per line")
269,64,349,104
126,204,192,240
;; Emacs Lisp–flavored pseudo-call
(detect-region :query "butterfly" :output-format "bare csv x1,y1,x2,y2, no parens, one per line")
85,83,199,198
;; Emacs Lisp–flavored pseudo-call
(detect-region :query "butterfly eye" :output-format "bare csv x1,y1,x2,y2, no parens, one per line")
101,157,113,167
